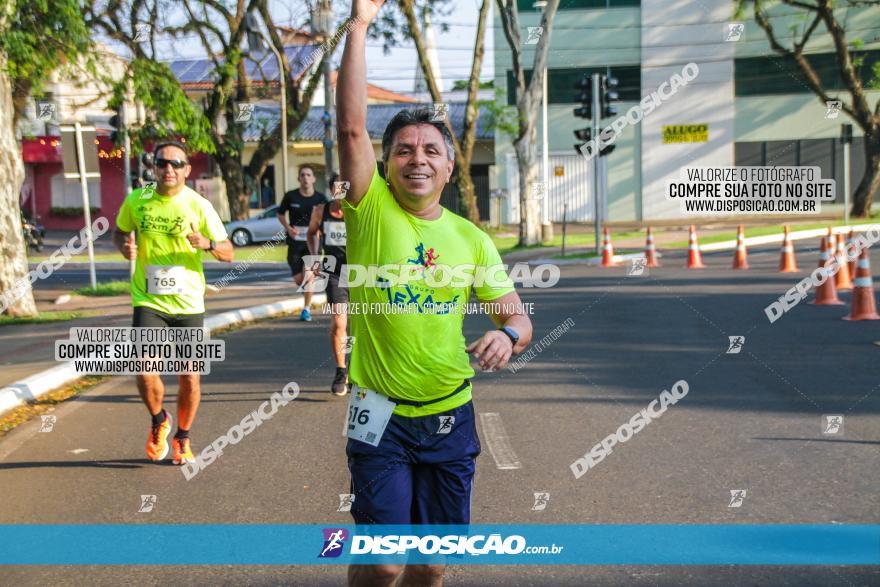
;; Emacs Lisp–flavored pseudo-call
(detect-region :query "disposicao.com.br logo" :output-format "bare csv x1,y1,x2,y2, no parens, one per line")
318,528,564,559
318,528,349,558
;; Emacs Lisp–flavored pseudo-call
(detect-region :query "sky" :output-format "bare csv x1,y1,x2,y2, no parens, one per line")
144,0,497,95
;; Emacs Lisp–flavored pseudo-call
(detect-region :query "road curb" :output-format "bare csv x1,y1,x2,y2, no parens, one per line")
699,224,879,252
28,261,287,271
0,294,324,417
526,252,651,266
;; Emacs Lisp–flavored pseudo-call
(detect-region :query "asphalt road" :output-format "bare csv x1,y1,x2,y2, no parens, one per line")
1,245,878,586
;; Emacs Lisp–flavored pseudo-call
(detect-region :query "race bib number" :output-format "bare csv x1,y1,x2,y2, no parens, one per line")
146,265,186,295
293,225,308,242
324,221,346,247
345,386,395,447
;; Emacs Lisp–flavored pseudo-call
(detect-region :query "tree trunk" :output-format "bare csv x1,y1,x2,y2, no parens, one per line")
0,65,37,316
456,165,481,224
513,130,540,246
851,125,879,218
218,154,251,221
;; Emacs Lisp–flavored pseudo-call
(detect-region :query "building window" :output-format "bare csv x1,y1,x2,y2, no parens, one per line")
50,173,101,209
735,50,880,96
507,66,641,106
735,138,864,203
516,0,639,9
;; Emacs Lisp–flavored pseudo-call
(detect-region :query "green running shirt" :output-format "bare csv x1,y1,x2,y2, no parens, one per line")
343,167,514,417
116,186,228,315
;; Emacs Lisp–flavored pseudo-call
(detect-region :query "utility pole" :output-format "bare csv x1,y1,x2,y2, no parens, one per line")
841,124,852,225
591,73,601,255
316,0,335,191
541,67,553,243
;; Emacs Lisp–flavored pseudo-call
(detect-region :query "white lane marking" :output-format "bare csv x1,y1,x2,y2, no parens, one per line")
479,412,521,470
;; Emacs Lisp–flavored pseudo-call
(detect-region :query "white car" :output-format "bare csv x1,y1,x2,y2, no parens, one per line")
225,206,285,246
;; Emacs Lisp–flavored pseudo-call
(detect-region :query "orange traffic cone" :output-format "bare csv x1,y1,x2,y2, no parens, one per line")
644,227,660,268
686,225,705,269
810,238,843,306
778,225,798,272
601,227,617,267
834,234,853,291
732,225,748,270
846,229,857,277
843,248,879,321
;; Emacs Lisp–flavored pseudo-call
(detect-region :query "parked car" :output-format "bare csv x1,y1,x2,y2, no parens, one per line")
225,206,285,246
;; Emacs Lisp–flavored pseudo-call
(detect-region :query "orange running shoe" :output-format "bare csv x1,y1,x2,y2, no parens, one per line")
173,437,195,465
146,410,172,461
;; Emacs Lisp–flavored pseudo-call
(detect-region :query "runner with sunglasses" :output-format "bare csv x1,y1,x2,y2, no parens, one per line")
113,141,234,465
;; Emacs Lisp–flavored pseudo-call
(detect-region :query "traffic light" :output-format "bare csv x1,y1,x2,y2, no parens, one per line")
601,76,620,118
108,107,124,145
599,142,616,157
574,127,591,154
574,75,592,120
140,152,155,184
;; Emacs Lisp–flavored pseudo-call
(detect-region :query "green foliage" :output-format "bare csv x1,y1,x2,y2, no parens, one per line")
73,281,130,296
107,58,214,154
480,87,520,138
0,0,91,94
869,61,880,89
50,206,100,217
452,79,494,91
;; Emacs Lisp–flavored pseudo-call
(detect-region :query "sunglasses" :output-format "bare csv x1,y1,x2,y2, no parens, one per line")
155,158,188,169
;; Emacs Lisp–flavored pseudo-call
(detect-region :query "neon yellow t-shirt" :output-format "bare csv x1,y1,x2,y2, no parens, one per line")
343,168,514,417
115,186,228,315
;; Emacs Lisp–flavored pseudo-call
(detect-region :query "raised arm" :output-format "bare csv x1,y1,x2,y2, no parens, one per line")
337,0,385,205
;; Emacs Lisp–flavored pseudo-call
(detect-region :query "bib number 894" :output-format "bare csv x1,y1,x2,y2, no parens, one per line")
349,406,370,426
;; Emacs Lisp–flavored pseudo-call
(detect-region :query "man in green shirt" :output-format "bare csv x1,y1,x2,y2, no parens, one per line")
114,141,233,465
337,2,533,585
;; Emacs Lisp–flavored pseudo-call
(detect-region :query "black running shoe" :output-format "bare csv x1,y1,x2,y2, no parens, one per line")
331,367,348,396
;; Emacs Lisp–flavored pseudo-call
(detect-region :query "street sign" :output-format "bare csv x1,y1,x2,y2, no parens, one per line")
60,125,100,180
59,123,101,289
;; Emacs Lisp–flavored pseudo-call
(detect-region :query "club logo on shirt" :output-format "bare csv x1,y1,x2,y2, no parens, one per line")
407,242,440,269
138,213,187,235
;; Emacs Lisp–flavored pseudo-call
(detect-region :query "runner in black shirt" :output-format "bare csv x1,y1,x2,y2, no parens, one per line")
277,164,324,321
308,174,350,395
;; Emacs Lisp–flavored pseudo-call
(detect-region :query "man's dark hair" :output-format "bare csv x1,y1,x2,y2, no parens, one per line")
298,163,316,175
153,140,190,162
381,108,455,163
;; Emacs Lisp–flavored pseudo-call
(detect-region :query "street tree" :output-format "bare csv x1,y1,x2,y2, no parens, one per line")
738,0,880,217
397,0,491,224
0,0,91,316
86,0,341,220
495,0,560,245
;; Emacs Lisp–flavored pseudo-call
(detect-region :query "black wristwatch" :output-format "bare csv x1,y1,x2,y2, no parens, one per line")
209,240,216,251
499,326,520,349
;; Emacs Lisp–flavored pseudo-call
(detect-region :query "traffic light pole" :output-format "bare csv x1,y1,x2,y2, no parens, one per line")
592,73,601,255
120,106,132,194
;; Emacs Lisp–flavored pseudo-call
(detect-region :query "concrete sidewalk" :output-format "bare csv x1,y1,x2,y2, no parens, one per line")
0,283,315,405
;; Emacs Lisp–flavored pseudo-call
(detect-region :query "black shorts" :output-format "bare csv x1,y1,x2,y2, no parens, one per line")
287,243,310,276
326,272,349,305
132,306,205,328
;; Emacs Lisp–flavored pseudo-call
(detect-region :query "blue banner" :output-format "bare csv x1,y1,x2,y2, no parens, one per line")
0,524,876,565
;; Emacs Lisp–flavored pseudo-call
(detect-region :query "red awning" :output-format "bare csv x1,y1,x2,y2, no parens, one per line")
21,137,62,163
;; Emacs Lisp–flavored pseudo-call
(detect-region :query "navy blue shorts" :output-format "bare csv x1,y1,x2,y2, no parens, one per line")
346,400,481,525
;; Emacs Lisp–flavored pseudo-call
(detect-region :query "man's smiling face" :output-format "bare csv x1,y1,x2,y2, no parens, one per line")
385,124,454,208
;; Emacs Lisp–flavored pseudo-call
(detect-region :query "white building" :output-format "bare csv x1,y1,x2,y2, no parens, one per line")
493,0,880,223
